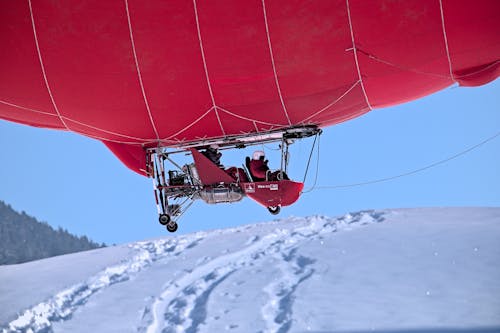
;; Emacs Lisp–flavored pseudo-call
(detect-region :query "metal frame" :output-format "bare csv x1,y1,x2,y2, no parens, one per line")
145,125,321,232
145,125,320,157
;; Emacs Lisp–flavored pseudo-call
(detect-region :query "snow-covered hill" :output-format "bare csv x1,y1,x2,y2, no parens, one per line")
1,208,500,333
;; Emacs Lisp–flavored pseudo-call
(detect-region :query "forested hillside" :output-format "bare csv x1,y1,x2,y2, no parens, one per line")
0,201,104,265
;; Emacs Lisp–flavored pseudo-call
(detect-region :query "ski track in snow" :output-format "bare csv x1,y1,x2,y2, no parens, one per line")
1,210,385,333
1,235,206,333
261,247,316,333
140,210,386,333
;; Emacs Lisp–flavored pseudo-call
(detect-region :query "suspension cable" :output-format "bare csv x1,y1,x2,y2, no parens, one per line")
309,130,499,191
302,133,318,183
302,133,321,193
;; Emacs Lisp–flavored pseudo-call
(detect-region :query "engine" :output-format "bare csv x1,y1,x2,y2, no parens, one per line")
182,163,243,204
199,186,243,204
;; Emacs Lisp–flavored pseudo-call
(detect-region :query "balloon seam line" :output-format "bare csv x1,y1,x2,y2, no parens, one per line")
217,106,284,127
454,60,500,79
124,0,161,141
261,0,293,126
63,117,153,141
192,0,227,137
345,0,373,110
301,81,360,123
438,0,457,84
0,100,58,117
28,0,70,131
1,100,155,142
214,107,227,137
164,106,215,140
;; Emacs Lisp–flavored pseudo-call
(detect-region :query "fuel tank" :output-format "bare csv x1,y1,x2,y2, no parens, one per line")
199,186,244,204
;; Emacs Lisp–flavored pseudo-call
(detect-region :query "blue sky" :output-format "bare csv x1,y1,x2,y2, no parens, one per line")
1,80,498,245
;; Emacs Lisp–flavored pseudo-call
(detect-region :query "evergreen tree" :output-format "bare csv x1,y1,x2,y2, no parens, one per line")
0,200,105,265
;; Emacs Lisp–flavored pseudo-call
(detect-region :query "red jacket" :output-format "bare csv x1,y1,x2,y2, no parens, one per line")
249,158,269,181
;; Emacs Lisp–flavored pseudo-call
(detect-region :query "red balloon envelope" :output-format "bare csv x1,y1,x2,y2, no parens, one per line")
1,0,499,175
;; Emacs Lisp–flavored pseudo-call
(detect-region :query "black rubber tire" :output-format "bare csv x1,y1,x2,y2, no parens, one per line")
268,206,281,215
159,214,171,225
166,221,178,233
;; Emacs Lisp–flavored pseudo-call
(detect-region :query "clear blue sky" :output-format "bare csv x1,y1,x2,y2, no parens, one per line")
1,80,498,245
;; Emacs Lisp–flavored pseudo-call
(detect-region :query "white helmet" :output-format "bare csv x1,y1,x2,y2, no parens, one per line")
252,150,265,160
209,144,219,150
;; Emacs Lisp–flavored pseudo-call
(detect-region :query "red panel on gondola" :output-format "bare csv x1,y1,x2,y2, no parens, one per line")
190,148,235,185
242,180,304,207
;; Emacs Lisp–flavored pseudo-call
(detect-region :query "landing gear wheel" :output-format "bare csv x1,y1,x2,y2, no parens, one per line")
166,221,178,233
268,206,281,215
159,214,171,225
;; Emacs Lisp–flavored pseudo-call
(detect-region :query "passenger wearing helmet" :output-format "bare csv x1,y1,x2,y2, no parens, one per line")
247,150,290,182
248,150,269,181
202,144,223,168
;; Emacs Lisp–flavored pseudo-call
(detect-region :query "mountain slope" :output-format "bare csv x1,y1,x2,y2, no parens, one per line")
0,201,104,264
1,207,499,333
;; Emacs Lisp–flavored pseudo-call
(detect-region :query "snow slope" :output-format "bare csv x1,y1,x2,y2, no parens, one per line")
1,207,499,333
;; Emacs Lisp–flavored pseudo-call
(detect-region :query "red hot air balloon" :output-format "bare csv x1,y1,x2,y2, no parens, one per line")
1,0,498,231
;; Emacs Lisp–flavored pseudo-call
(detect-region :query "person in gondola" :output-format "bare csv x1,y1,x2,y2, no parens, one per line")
202,144,223,168
201,144,248,182
247,150,288,181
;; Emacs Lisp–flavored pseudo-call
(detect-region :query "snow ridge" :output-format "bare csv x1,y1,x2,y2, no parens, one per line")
2,210,386,333
140,210,386,333
2,235,205,333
